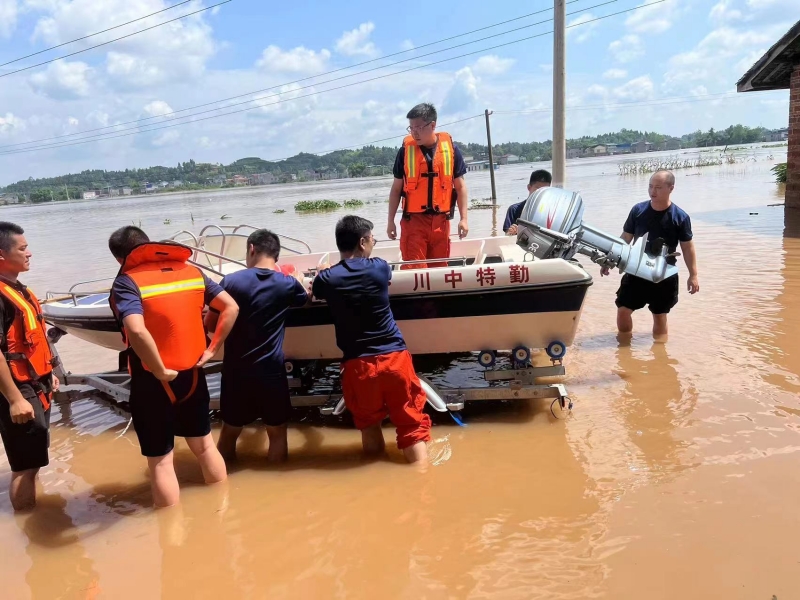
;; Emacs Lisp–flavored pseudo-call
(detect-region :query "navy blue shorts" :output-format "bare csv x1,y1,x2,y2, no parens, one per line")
615,273,679,315
220,368,292,428
0,376,52,472
129,367,212,458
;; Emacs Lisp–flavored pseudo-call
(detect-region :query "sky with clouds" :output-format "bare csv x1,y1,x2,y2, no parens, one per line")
0,0,795,183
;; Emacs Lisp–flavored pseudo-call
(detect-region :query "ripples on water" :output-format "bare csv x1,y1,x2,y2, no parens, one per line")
3,147,800,598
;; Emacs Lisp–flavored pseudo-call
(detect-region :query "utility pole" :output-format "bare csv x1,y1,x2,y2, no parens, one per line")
552,0,566,187
485,109,497,203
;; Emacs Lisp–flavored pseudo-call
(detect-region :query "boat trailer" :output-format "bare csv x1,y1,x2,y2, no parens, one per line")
47,329,572,419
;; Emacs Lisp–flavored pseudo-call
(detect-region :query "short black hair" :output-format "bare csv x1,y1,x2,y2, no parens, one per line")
406,103,437,123
247,228,281,261
108,226,150,260
0,222,24,253
529,170,552,185
335,215,373,252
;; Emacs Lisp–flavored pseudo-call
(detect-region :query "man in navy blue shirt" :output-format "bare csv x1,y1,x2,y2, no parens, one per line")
313,215,431,464
205,229,309,463
601,170,700,339
503,169,553,235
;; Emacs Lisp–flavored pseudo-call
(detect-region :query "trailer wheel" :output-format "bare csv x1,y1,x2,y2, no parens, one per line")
546,341,566,360
478,350,496,368
284,361,294,375
512,346,531,366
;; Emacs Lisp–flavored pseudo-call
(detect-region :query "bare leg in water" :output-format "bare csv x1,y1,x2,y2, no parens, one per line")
147,452,181,508
186,434,227,485
361,424,386,457
652,313,669,342
216,424,243,462
266,424,289,462
9,468,38,511
402,441,428,465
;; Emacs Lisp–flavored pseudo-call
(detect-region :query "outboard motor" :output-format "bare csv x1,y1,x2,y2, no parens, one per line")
514,187,677,283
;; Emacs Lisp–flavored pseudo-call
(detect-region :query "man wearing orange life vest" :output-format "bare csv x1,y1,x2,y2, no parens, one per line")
0,222,59,511
108,226,239,508
387,103,469,268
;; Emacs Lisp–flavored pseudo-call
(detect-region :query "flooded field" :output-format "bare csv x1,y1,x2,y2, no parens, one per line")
2,145,799,599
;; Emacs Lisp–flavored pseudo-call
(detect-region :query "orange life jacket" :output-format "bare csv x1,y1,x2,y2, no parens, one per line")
402,131,456,217
0,281,56,410
113,243,208,373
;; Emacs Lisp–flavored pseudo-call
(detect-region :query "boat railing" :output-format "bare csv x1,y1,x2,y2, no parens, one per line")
229,224,312,255
188,224,311,259
46,276,117,305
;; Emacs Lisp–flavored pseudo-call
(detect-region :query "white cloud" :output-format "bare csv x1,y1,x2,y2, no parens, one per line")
613,76,655,101
710,0,744,23
256,45,331,74
567,13,598,43
143,100,174,117
152,130,180,147
29,60,93,99
609,35,645,63
441,67,480,114
472,55,515,75
0,113,24,135
0,0,17,39
626,0,680,34
604,68,628,79
335,22,378,58
401,39,414,51
67,117,79,126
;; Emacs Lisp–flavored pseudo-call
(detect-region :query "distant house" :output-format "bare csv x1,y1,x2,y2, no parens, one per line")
659,139,681,151
588,144,607,155
121,187,132,196
461,155,475,163
567,148,582,159
82,191,97,200
159,181,169,188
631,141,653,153
208,175,226,185
765,128,789,142
0,193,20,204
498,154,521,165
466,160,490,172
231,175,249,186
172,180,183,188
249,172,275,185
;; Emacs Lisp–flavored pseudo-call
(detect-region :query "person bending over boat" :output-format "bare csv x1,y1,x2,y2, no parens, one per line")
387,103,469,269
312,216,431,464
504,169,552,235
601,170,700,339
108,226,239,508
204,229,308,463
0,222,60,511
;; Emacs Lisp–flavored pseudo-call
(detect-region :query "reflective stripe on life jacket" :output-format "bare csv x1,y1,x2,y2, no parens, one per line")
402,131,456,216
113,242,208,373
0,282,55,410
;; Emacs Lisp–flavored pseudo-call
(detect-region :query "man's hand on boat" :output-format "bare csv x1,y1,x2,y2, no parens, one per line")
52,375,60,392
9,395,35,424
600,266,611,277
458,218,469,239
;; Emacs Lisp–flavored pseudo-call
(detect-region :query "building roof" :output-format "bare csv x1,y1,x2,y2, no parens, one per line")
737,20,800,92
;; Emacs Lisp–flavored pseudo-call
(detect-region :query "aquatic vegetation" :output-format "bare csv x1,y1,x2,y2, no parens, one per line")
469,197,496,210
343,199,364,208
617,154,762,175
273,209,286,214
772,163,787,184
294,200,341,212
220,214,232,220
163,218,171,225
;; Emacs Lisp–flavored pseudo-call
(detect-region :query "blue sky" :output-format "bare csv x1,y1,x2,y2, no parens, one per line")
0,0,795,183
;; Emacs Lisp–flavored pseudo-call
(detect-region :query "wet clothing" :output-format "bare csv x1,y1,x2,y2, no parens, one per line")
111,272,223,320
616,273,680,315
0,284,54,473
312,258,406,362
220,369,292,428
399,213,451,269
218,267,308,374
341,350,431,449
127,353,211,457
623,201,693,267
503,201,526,233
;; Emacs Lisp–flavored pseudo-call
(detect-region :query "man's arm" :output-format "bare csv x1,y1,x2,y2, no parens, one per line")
680,240,700,293
122,314,176,381
454,176,469,238
198,291,239,367
600,231,634,276
387,178,403,240
0,355,35,424
204,308,220,334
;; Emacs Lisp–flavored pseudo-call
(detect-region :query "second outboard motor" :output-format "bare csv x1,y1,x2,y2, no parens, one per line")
514,187,678,283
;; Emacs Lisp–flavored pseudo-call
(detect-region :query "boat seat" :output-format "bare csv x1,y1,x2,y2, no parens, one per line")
499,243,530,263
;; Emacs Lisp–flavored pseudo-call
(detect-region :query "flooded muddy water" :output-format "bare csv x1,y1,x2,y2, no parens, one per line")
3,145,800,599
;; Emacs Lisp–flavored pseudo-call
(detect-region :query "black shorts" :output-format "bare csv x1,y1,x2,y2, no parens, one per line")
0,376,52,473
615,273,679,315
129,367,212,458
220,368,292,428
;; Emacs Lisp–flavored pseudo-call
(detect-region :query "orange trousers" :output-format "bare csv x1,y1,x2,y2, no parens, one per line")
399,214,451,269
341,350,432,450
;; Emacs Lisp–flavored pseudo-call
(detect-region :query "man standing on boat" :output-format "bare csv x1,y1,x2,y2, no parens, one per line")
108,226,239,508
387,103,469,268
504,169,553,235
601,169,700,339
205,229,308,463
313,215,430,464
0,222,60,511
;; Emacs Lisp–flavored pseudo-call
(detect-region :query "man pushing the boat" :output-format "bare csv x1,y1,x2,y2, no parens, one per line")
313,216,431,464
601,169,700,339
387,103,469,268
108,226,239,508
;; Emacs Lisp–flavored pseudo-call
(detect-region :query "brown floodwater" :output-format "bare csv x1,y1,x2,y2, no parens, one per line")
3,145,800,599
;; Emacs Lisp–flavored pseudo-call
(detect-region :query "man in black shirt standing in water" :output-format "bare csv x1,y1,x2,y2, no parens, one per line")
602,169,700,339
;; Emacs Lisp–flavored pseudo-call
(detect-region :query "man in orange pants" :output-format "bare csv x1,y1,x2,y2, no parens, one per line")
387,103,469,268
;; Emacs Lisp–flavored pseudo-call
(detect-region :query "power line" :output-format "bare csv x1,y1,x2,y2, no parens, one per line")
0,1,666,156
0,0,233,79
0,0,604,150
0,0,199,68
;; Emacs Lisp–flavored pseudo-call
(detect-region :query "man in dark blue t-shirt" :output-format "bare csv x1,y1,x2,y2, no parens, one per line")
205,229,308,462
601,170,700,339
312,215,431,464
503,169,552,235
